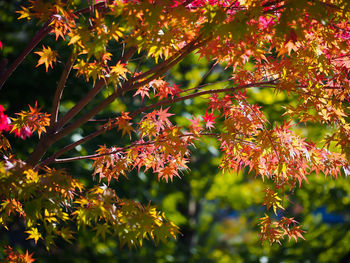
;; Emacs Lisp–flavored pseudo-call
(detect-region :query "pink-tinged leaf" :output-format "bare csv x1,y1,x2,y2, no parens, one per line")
12,126,33,140
157,107,174,125
188,115,202,134
134,86,151,102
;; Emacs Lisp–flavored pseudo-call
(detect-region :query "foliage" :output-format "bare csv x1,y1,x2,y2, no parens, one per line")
2,246,35,263
0,0,350,261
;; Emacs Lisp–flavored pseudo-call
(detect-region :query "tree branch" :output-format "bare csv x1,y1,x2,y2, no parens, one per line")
51,139,168,163
47,42,201,148
48,132,255,164
26,28,135,167
131,80,277,116
52,46,137,131
53,79,107,132
50,53,76,124
52,81,131,141
40,80,277,166
0,20,52,90
0,2,110,91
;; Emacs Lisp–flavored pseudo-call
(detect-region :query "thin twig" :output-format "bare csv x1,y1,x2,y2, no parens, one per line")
40,80,277,166
50,132,254,164
131,80,277,116
87,78,233,123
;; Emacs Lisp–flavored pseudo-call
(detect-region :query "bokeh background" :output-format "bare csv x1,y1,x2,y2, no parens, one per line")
1,1,350,262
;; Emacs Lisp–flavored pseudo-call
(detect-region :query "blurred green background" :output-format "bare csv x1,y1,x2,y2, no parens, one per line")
1,1,350,262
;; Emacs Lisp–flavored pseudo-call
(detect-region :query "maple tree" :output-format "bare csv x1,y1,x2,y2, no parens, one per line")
1,0,350,260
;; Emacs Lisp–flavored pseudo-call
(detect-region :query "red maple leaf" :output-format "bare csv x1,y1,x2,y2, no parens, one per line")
203,111,217,130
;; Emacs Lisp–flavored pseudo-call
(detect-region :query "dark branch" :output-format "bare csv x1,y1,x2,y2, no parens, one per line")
50,53,76,124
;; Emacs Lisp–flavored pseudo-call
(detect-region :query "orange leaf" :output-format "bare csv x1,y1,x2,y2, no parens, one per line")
34,45,58,71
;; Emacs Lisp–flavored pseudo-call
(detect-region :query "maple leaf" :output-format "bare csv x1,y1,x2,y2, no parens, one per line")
49,6,76,40
151,79,181,100
263,188,284,215
258,214,282,245
1,199,25,217
203,111,217,130
109,23,125,41
94,224,111,240
23,250,36,263
34,45,58,72
156,159,183,183
12,126,33,140
16,6,31,20
11,103,50,138
287,225,306,242
58,227,75,244
25,228,42,244
68,34,81,46
139,117,159,139
24,169,39,183
188,115,202,134
134,86,151,102
285,41,299,55
44,209,58,223
109,62,129,81
115,112,133,138
157,107,174,125
0,134,11,152
4,246,36,263
92,146,129,183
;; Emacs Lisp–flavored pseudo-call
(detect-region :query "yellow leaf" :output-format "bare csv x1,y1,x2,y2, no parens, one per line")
24,169,39,183
68,34,81,45
44,209,58,223
110,62,129,80
34,45,58,72
25,228,42,244
16,6,31,20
